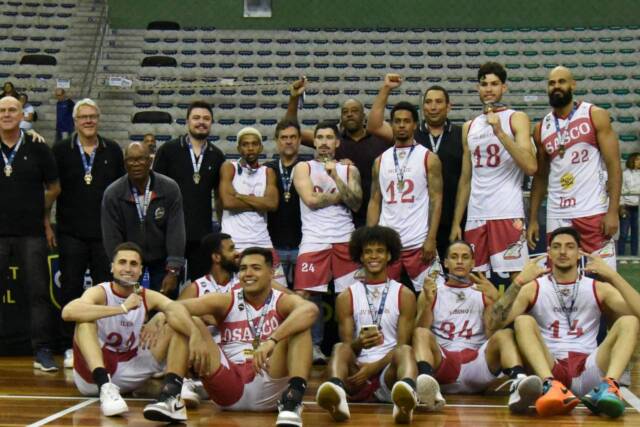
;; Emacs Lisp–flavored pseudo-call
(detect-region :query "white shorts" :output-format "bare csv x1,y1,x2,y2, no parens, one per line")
73,347,164,395
436,341,499,394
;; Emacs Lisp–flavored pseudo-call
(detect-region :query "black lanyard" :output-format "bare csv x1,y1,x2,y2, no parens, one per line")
362,280,391,329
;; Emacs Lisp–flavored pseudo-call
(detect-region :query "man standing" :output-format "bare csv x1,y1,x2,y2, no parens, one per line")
316,226,419,424
266,119,303,288
143,133,157,163
154,101,225,281
53,98,125,368
101,142,186,297
219,127,285,284
488,227,637,417
367,101,444,292
54,88,74,142
451,62,537,275
286,79,390,228
528,66,621,269
368,74,464,260
0,96,61,370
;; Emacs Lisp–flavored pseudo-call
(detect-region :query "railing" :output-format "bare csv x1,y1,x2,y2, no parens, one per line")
79,0,109,98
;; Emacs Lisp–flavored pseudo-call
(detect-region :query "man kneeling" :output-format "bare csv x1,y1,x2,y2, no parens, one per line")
144,247,318,426
316,226,419,424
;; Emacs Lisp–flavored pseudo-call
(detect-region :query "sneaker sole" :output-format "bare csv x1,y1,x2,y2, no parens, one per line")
316,385,349,421
597,398,626,418
33,362,58,372
143,408,187,423
509,377,543,414
102,403,128,417
276,410,303,427
536,397,579,416
392,384,416,424
417,375,439,410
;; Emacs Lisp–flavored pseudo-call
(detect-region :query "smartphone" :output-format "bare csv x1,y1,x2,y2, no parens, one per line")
360,324,379,335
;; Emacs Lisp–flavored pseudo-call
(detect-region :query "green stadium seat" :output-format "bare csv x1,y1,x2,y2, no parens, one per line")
601,62,617,68
503,38,517,44
505,63,521,69
542,50,557,56
485,50,500,57
523,50,538,56
580,49,596,55
617,116,635,124
589,75,607,81
612,75,628,81
540,37,556,44
596,103,612,109
613,88,631,96
561,49,577,55
574,89,588,96
525,63,540,69
620,134,639,143
483,38,499,44
528,76,544,82
615,102,633,109
592,89,610,95
504,50,519,56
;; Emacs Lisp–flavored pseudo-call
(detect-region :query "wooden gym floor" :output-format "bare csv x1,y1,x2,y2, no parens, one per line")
1,354,639,426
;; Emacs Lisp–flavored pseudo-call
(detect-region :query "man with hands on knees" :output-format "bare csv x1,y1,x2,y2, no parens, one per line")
144,247,318,426
413,240,543,413
315,226,419,424
61,242,205,418
488,227,637,418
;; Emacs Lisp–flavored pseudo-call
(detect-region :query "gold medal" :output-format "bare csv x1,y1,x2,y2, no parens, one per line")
558,145,566,158
84,173,93,185
284,191,291,202
397,180,405,191
3,165,11,177
252,337,260,350
193,172,201,184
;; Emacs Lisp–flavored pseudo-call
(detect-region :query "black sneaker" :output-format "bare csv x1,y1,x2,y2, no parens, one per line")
33,348,59,372
276,388,303,427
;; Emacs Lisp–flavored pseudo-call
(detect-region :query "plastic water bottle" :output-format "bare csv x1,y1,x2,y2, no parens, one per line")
141,267,150,289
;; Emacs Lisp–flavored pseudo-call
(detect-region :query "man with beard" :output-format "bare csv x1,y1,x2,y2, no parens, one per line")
527,66,621,269
368,73,464,261
450,62,537,275
102,142,186,297
286,79,390,228
53,98,125,369
219,127,285,284
154,101,225,281
367,101,444,292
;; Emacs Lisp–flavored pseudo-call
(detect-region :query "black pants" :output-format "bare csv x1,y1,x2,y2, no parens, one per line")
185,240,208,282
58,234,111,345
0,236,57,353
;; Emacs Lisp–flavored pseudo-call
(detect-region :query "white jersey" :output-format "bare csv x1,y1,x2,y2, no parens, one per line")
348,279,403,364
378,144,431,249
298,160,354,244
218,287,285,364
528,274,601,359
467,109,525,220
431,283,487,351
539,102,609,219
221,161,273,250
96,282,147,354
193,274,239,296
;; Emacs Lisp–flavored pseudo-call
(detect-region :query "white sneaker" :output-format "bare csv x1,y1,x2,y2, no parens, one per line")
507,374,543,414
63,349,73,369
416,374,446,411
99,382,128,417
391,381,418,424
181,378,208,409
316,381,350,421
143,394,187,423
312,345,327,364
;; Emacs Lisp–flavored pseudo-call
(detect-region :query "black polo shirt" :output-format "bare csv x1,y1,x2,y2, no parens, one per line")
265,159,302,249
53,134,125,239
153,135,225,241
335,132,391,227
0,132,58,236
414,120,464,228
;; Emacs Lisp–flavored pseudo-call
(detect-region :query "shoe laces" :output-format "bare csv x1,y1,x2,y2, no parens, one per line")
102,383,121,400
495,375,525,393
604,378,622,397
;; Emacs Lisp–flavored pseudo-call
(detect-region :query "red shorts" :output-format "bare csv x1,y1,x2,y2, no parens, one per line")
294,242,359,293
73,340,136,384
434,347,479,385
551,352,589,391
464,218,529,272
387,248,443,292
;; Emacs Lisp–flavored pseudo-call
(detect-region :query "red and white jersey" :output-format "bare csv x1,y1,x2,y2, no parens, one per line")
298,160,354,244
348,279,403,364
378,144,431,249
221,161,273,250
218,287,285,364
431,282,487,351
193,274,240,296
96,282,147,353
528,274,601,359
539,102,609,219
467,109,525,220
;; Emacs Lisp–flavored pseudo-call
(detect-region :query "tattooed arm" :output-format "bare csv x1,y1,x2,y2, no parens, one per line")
327,161,363,212
293,162,341,209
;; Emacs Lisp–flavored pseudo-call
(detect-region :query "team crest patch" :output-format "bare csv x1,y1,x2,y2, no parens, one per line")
512,219,524,231
559,287,573,298
596,241,615,258
503,241,523,260
560,172,575,190
154,207,165,220
454,291,466,302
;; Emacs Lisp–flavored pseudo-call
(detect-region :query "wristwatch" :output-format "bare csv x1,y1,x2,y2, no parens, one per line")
166,267,180,276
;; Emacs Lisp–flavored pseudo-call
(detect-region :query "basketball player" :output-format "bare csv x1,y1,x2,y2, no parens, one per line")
488,227,637,417
143,247,318,425
450,62,537,274
61,242,206,417
219,127,285,284
413,240,543,413
368,101,444,291
528,66,621,269
316,226,419,424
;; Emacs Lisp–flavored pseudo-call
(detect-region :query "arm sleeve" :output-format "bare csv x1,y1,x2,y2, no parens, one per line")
164,182,186,269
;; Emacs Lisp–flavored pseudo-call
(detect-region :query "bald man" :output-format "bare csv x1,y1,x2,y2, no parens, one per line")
528,66,622,269
0,96,62,371
286,79,390,227
101,142,186,297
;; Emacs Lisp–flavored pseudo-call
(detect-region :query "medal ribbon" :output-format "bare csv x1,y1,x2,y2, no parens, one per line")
1,131,24,172
187,137,204,176
130,178,152,224
363,280,391,328
553,104,578,156
75,136,97,179
428,133,443,154
392,143,416,186
278,160,293,194
549,274,581,329
239,290,273,345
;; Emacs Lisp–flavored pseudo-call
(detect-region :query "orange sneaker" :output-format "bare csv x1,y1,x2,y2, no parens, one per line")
535,379,579,416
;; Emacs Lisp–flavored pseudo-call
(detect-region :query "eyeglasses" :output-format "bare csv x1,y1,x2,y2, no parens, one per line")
76,114,99,122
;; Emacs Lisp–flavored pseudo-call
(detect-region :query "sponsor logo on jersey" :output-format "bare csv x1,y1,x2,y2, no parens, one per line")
560,172,575,190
